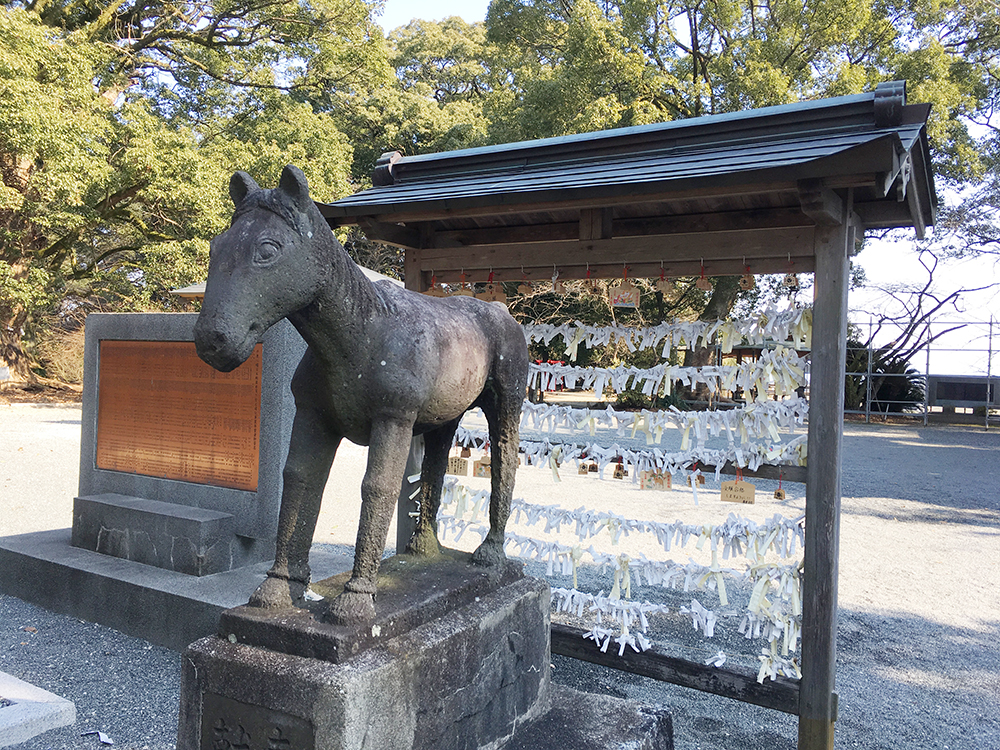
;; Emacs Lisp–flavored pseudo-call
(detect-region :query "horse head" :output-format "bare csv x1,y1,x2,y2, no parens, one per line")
195,165,330,372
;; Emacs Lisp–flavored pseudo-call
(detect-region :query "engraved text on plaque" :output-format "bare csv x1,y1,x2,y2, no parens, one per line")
95,341,262,491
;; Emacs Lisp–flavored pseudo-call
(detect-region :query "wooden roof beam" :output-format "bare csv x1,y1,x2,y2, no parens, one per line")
415,256,815,285
359,219,422,250
798,180,845,226
416,225,815,275
424,206,816,251
579,208,614,241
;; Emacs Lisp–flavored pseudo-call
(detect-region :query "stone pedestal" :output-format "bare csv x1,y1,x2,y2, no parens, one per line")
177,551,673,750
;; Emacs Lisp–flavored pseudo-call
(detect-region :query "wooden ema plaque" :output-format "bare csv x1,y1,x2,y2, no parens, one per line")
721,480,756,504
95,341,262,491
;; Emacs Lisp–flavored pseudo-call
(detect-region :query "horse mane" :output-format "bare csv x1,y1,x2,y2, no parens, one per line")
233,188,397,318
232,189,305,235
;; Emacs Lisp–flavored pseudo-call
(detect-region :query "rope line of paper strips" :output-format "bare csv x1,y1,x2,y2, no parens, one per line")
521,304,812,360
520,397,808,444
435,481,804,680
437,313,809,680
527,346,808,402
454,427,808,481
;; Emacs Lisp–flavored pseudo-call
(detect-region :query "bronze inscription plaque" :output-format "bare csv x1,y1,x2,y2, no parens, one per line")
95,341,262,491
201,692,314,750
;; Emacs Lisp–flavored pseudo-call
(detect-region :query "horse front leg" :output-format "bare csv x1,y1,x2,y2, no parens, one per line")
250,405,339,609
325,414,414,625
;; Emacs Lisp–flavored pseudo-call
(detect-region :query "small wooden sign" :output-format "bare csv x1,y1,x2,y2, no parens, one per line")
609,281,640,308
460,446,472,458
446,457,468,476
774,489,786,500
578,463,590,475
655,277,674,295
721,480,756,504
739,274,756,290
96,341,262,491
696,276,713,291
613,463,627,480
687,474,706,486
473,458,491,478
640,471,671,490
476,283,507,305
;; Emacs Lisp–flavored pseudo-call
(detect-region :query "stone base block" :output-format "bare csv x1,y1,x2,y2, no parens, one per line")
71,493,258,575
0,671,76,748
220,551,525,663
178,566,551,750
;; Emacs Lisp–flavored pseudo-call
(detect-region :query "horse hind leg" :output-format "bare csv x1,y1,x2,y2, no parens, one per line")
406,417,461,557
471,377,523,568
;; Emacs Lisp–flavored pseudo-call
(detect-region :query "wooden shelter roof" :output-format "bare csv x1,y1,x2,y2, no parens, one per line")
319,81,936,288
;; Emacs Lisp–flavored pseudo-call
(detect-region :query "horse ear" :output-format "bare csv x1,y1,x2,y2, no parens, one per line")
278,165,310,207
230,171,260,207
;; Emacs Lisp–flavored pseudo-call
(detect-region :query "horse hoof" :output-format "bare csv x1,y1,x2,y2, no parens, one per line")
248,575,303,609
471,540,506,568
324,590,376,626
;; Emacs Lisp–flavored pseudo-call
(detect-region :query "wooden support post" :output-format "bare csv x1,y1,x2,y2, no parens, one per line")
799,194,854,749
395,435,423,554
396,250,426,552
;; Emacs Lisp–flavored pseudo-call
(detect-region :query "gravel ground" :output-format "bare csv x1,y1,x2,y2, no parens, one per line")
1,402,998,749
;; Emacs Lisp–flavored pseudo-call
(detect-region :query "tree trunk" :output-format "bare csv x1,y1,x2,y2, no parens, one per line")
0,310,35,382
681,276,742,401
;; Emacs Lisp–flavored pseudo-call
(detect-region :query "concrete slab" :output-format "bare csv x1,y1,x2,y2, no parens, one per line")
0,671,76,748
0,529,352,651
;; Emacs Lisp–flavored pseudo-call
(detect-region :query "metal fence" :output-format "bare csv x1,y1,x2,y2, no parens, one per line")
845,318,998,428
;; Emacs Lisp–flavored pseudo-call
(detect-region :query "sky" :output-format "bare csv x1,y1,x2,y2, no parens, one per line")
376,0,1000,377
377,0,491,31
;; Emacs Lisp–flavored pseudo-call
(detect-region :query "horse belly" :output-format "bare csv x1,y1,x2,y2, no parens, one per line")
419,354,490,423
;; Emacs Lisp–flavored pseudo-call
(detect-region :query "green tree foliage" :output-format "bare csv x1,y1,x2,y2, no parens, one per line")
484,0,989,181
4,0,1000,382
0,2,375,378
326,17,492,182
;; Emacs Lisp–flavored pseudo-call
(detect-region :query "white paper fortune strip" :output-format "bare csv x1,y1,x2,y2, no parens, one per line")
519,397,808,449
438,479,805,561
453,427,808,480
527,346,808,401
522,305,812,361
436,484,804,678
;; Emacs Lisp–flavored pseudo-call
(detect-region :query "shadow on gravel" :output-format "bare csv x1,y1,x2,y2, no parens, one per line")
549,606,1000,750
841,502,1000,529
837,608,1000,750
841,424,1000,518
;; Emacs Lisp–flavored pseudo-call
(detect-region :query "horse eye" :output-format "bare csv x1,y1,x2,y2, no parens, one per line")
253,239,281,265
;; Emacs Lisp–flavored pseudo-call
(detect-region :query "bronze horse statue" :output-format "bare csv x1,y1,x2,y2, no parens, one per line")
194,165,528,624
